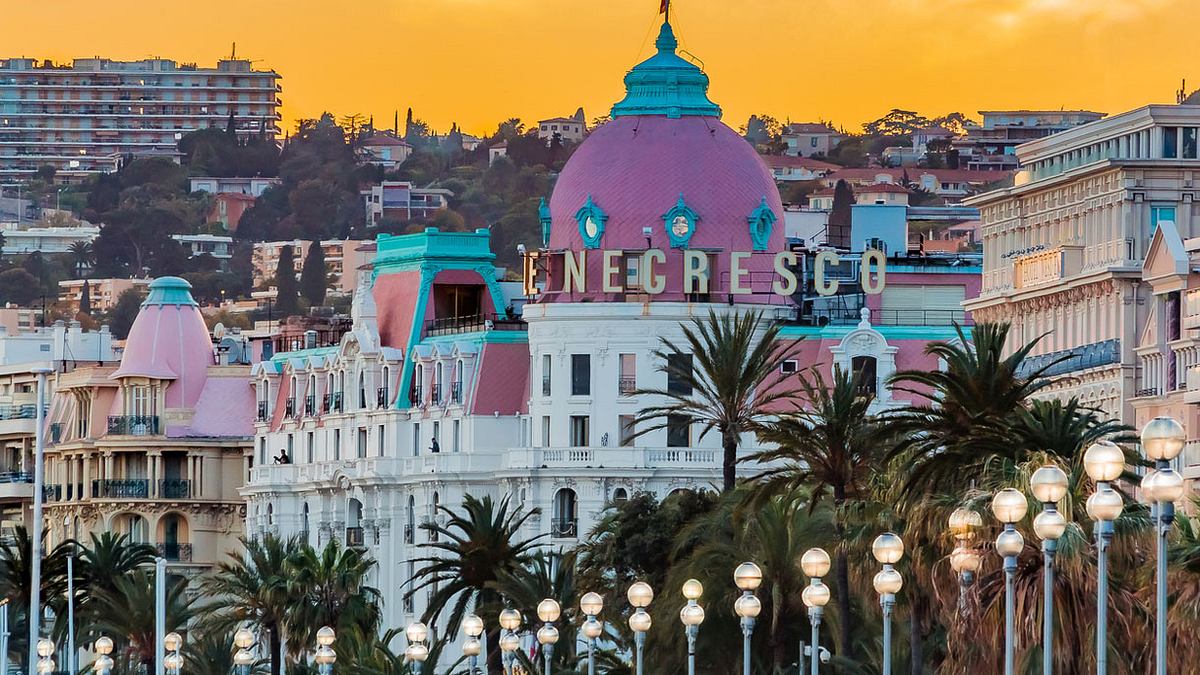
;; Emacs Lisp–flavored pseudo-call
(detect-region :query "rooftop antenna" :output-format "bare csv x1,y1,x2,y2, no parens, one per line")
230,42,237,60
1178,78,1188,105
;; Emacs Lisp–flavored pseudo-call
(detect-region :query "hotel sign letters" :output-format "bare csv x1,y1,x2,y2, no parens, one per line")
523,249,886,297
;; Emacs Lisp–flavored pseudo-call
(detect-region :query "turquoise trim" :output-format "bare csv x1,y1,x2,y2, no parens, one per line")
538,198,552,247
610,22,722,119
142,276,197,307
269,345,340,369
575,195,608,249
662,193,699,249
746,197,777,251
417,329,528,349
779,324,972,341
371,228,509,411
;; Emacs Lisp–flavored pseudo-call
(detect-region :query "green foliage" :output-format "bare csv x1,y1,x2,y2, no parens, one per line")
0,268,41,306
105,287,146,339
178,128,280,178
274,244,300,318
299,241,327,307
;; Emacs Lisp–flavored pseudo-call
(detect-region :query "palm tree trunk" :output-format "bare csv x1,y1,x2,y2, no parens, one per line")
722,436,738,492
487,626,502,674
269,623,282,675
909,595,926,675
833,491,852,664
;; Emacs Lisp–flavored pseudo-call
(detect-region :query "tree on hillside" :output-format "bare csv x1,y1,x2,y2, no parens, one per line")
827,179,854,249
79,280,91,315
274,245,300,318
863,109,931,136
0,269,40,306
107,288,145,339
299,241,327,307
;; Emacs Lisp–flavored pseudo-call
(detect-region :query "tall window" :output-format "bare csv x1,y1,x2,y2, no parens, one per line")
851,356,878,396
357,427,367,458
667,414,690,447
358,371,367,409
306,431,314,463
619,415,636,446
333,428,341,461
542,355,552,396
541,416,551,446
412,423,420,457
619,354,636,395
1163,127,1179,158
667,353,694,395
552,488,578,538
452,420,461,453
571,354,591,396
377,424,385,456
130,385,152,417
569,416,590,447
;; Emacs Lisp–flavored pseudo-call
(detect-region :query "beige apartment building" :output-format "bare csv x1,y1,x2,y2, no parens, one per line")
252,239,370,297
59,278,150,313
966,104,1200,476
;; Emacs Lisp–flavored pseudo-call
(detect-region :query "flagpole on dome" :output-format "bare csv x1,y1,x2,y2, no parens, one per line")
660,0,670,23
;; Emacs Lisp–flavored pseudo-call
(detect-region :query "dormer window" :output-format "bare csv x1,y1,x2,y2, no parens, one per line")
662,194,699,249
574,195,607,249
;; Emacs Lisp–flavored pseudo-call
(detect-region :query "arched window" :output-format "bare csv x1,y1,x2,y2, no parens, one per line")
434,362,444,403
302,502,310,539
612,488,629,504
358,371,367,409
116,513,149,544
347,498,364,547
158,513,189,561
552,489,578,538
429,492,441,542
413,365,424,403
851,355,878,396
405,496,415,543
453,360,464,403
266,503,274,526
380,366,391,407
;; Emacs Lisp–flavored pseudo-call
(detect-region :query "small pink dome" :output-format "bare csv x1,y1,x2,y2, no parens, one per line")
112,277,215,409
548,115,784,254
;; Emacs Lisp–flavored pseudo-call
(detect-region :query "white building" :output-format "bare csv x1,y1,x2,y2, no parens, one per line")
190,177,280,198
0,222,98,255
361,182,452,227
0,58,281,181
173,234,234,261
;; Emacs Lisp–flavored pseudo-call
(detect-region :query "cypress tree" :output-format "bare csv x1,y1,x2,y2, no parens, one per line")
79,279,91,315
827,179,855,249
299,240,327,307
274,245,300,318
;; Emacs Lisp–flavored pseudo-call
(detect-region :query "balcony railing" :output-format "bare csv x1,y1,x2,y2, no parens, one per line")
159,479,190,499
423,313,528,337
410,386,423,405
106,415,159,436
304,396,316,416
157,542,193,562
346,526,365,548
0,471,32,484
43,484,62,502
256,401,268,421
0,404,40,420
331,391,344,413
284,398,296,418
377,387,389,408
550,518,578,539
619,376,637,395
796,308,971,327
92,479,149,499
322,393,332,413
431,384,442,405
403,523,414,544
451,381,462,404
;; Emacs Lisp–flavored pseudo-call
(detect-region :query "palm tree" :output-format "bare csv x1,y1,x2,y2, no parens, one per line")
0,526,70,671
285,539,381,658
200,534,300,675
885,322,1068,500
634,310,804,492
182,626,249,675
68,240,94,276
409,495,543,673
491,550,583,673
748,366,890,663
91,570,194,671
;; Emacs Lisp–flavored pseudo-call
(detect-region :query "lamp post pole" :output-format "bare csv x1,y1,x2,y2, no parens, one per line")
1041,537,1057,675
801,548,832,675
679,579,705,675
872,534,904,675
992,487,1028,675
1083,438,1126,675
579,593,603,675
27,367,50,675
733,563,763,675
66,552,75,675
1030,465,1069,675
1139,417,1186,675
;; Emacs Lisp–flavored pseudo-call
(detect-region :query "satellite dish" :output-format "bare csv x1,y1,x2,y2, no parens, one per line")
212,322,227,340
219,336,245,364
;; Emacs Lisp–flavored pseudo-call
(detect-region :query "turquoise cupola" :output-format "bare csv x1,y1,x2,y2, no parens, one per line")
610,22,722,119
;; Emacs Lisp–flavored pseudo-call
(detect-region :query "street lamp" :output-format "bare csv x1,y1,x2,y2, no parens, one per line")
1084,440,1125,674
95,636,114,675
801,548,831,675
164,631,183,675
872,534,904,675
948,507,983,591
1141,415,1185,675
36,639,54,675
992,487,1027,675
579,592,603,675
536,599,561,675
627,582,654,675
1031,464,1069,675
462,614,484,675
679,579,705,675
404,622,429,675
733,562,763,675
315,627,336,675
498,608,522,675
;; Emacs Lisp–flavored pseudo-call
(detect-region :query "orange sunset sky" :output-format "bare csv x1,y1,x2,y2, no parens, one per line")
3,0,1198,137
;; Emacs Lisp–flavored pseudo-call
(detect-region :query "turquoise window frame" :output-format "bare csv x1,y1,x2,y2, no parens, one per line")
662,194,699,249
746,196,777,251
574,195,607,249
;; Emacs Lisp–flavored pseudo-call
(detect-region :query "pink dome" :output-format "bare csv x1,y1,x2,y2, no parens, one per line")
112,277,215,409
548,115,784,253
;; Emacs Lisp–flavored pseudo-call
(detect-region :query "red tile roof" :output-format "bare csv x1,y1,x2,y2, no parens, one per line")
785,123,838,135
825,167,1012,184
858,182,910,194
362,134,411,147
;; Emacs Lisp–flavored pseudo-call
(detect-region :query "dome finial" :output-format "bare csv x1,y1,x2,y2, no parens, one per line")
655,21,678,53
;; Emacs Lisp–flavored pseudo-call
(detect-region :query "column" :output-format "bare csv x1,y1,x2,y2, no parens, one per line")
147,450,161,498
